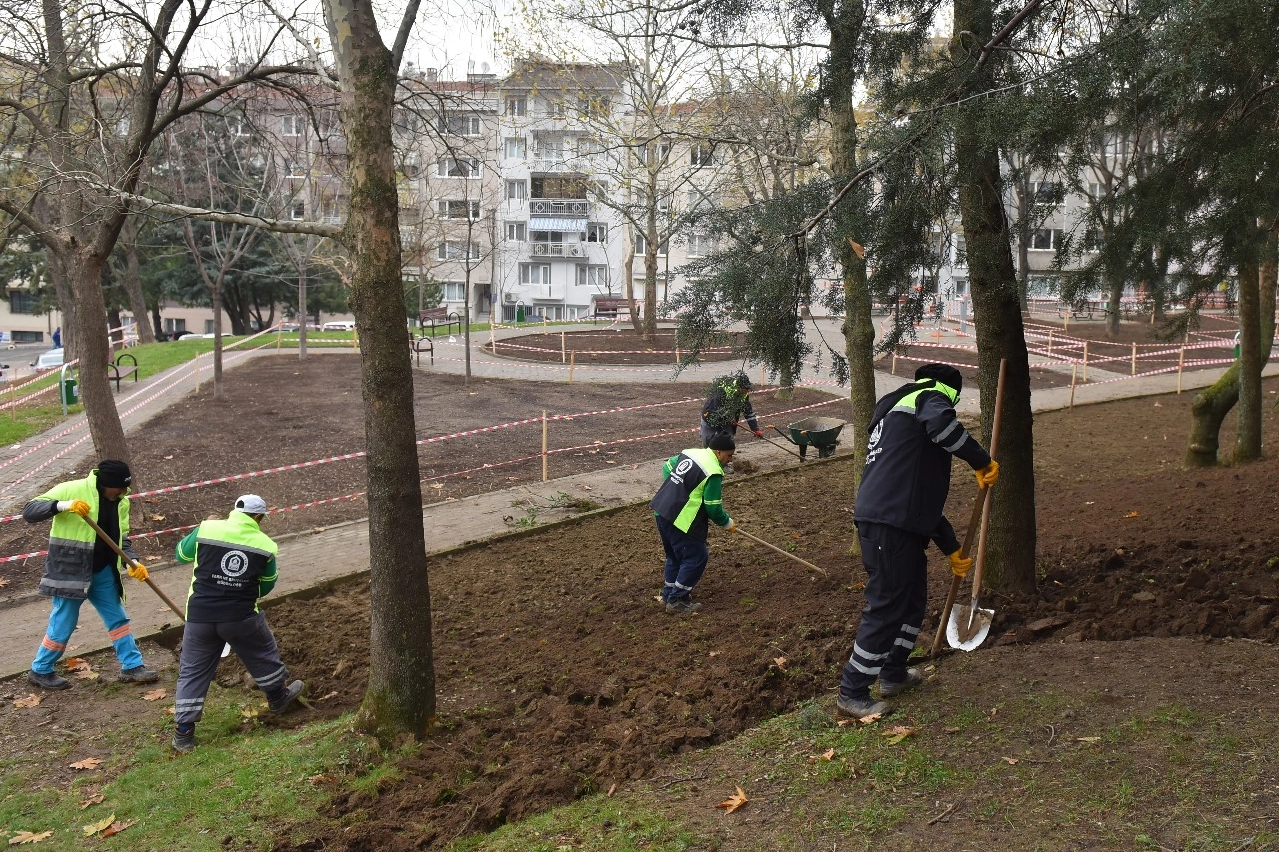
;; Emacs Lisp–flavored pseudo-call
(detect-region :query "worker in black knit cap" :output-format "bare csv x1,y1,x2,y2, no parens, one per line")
834,364,999,718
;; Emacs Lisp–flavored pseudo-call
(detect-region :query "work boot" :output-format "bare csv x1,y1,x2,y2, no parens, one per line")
836,694,890,719
268,680,306,714
879,668,924,698
27,670,71,690
171,726,195,754
119,665,159,684
665,599,702,615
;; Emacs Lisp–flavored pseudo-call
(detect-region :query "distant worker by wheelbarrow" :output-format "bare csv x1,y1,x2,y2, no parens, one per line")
699,371,764,448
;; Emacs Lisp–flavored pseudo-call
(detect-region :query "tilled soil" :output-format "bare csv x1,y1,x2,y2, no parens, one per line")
0,356,841,598
485,328,740,365
2,354,1276,852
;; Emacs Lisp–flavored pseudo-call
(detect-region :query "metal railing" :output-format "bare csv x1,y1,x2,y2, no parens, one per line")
529,199,588,216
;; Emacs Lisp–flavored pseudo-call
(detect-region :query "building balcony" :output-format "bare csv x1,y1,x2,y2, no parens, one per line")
529,198,589,216
529,242,587,258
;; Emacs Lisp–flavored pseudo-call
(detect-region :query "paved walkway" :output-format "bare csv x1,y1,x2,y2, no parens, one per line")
1,320,1274,679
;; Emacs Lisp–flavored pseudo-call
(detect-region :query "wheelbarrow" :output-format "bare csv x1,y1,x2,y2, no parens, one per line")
771,416,845,460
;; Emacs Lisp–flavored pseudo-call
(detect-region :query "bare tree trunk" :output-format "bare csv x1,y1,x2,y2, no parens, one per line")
951,0,1037,593
68,250,129,461
47,253,76,358
1105,270,1123,337
1234,254,1262,461
324,0,435,742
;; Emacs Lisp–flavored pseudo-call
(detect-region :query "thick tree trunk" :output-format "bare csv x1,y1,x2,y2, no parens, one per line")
642,178,659,342
325,0,435,742
211,276,224,399
950,0,1037,593
1105,270,1123,337
68,250,129,462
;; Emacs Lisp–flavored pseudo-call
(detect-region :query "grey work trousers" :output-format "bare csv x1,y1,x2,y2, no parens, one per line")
174,612,290,725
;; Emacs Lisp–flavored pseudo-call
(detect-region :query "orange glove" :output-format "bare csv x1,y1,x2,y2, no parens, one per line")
752,429,764,438
948,550,973,578
126,562,149,582
64,499,91,517
974,460,1000,489
724,518,738,533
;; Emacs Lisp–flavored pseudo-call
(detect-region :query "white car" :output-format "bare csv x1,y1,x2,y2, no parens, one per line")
322,321,356,331
31,348,65,370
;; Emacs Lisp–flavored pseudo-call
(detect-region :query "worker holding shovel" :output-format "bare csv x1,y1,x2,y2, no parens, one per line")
23,460,160,690
835,365,999,718
170,495,305,754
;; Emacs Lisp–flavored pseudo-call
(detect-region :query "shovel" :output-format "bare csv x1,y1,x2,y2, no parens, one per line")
938,358,1006,654
81,514,232,659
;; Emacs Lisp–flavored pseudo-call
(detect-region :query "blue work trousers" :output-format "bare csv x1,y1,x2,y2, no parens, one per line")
31,565,143,674
656,514,709,603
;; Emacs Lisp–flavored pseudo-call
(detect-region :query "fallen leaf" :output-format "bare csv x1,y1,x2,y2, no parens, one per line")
165,706,175,715
72,668,99,680
882,725,915,745
141,689,166,701
1002,756,1019,765
7,830,53,845
1124,510,1139,518
707,650,720,658
858,712,883,725
1075,736,1101,743
307,775,331,784
13,694,41,709
772,656,787,670
64,658,90,671
163,455,173,460
70,758,102,770
78,794,105,809
944,726,960,734
240,706,259,720
149,514,165,522
607,783,616,797
100,820,135,838
316,691,339,702
715,786,749,814
81,814,115,836
0,577,8,587
820,748,835,761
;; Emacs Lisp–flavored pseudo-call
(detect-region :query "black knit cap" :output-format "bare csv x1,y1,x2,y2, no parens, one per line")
96,459,132,488
915,363,963,393
707,433,736,452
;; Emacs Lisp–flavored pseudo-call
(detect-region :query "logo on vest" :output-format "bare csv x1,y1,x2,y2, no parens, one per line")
220,550,249,578
670,457,695,485
866,420,884,465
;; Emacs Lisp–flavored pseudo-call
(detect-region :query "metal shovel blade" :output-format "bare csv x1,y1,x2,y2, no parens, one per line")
945,604,995,651
220,643,232,658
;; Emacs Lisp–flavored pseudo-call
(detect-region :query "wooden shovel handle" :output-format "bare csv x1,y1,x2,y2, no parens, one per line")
965,358,1008,613
80,513,185,620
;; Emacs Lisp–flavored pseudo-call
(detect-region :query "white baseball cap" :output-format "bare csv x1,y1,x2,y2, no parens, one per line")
234,494,268,515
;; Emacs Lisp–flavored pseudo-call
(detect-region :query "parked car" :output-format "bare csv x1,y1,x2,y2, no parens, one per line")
31,348,65,370
321,321,356,331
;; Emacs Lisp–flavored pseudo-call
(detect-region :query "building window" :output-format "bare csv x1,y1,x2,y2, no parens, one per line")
577,137,604,157
504,96,527,116
438,200,480,220
436,158,482,178
442,281,465,301
687,187,715,212
633,233,668,257
438,113,482,136
585,223,607,243
204,319,216,334
687,232,713,258
576,265,607,288
504,137,527,159
11,330,42,343
577,96,610,117
505,179,527,200
1031,228,1062,251
164,318,187,333
954,235,967,266
1029,181,1063,208
290,202,306,220
505,222,527,241
437,241,481,260
287,160,307,177
7,290,37,314
520,263,551,285
229,115,251,137
282,114,304,137
689,143,715,166
531,176,587,199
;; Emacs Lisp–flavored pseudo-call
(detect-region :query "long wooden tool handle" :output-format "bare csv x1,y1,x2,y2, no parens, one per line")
965,358,1007,614
932,483,988,658
737,529,828,576
81,514,185,620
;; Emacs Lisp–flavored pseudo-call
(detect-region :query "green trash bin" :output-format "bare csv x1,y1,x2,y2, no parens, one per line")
1234,334,1241,358
60,376,78,406
516,305,526,323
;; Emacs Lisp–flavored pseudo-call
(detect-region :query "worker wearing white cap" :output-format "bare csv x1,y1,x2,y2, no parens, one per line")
169,495,305,753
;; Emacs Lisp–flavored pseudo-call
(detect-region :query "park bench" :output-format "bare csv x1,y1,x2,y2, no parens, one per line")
418,307,461,337
591,297,627,320
413,335,434,366
108,352,139,392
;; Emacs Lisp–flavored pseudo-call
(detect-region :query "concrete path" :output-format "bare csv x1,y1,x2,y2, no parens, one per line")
1,319,1273,680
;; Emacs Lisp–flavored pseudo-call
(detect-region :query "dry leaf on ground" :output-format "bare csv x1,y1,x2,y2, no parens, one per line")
1002,756,1019,765
63,658,90,671
13,694,41,709
1125,510,1139,518
316,691,339,702
72,669,99,680
772,656,787,670
7,830,53,845
0,577,8,588
141,689,166,701
81,814,115,837
882,725,915,745
69,758,102,770
820,748,835,761
78,794,105,809
1076,736,1101,743
149,514,165,522
100,821,135,838
715,786,749,814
